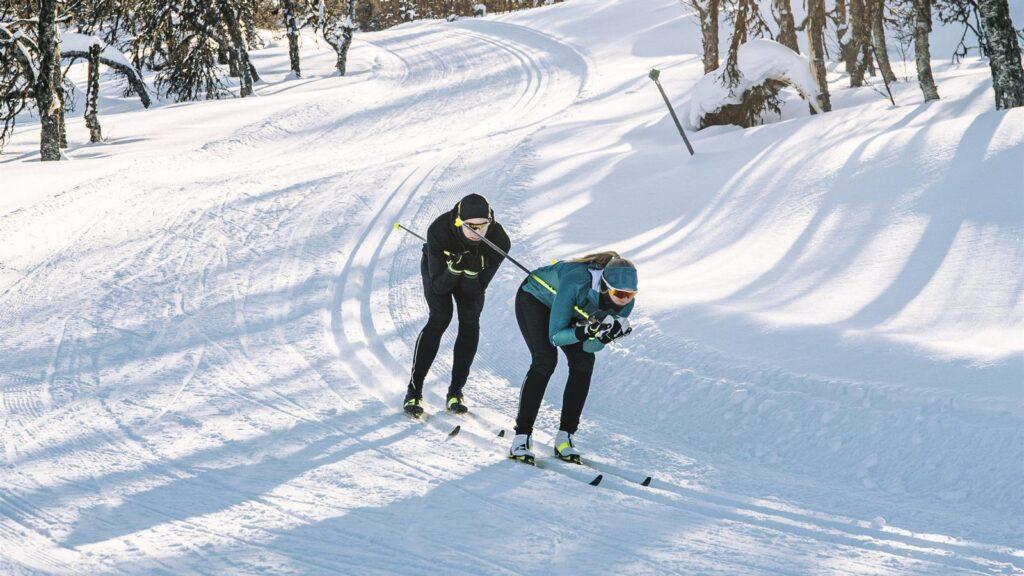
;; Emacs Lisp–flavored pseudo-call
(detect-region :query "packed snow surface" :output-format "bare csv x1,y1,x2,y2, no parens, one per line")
1,0,1022,574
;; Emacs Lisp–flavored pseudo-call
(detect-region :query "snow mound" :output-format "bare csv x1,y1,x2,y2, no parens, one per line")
685,38,821,130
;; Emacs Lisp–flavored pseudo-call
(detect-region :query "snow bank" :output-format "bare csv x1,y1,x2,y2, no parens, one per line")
685,38,821,129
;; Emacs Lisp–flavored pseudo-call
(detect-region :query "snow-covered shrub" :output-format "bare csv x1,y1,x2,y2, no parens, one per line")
473,3,487,17
686,39,823,130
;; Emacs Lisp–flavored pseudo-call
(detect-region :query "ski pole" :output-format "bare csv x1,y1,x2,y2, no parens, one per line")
394,222,426,242
648,68,695,156
452,223,596,323
394,222,458,258
393,222,595,323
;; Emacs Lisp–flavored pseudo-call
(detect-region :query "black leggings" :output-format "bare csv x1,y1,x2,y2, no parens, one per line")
408,255,482,397
514,287,596,435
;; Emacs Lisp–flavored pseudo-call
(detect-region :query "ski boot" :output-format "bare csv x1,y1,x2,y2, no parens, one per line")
445,392,468,414
508,433,535,465
553,430,582,464
403,392,424,418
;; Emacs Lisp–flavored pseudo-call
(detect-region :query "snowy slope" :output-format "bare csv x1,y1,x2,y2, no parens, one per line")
1,1,1022,574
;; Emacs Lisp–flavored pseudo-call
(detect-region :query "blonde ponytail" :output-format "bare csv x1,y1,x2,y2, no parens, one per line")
570,251,621,268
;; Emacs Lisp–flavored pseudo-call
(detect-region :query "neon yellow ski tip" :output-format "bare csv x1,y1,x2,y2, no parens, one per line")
393,222,400,230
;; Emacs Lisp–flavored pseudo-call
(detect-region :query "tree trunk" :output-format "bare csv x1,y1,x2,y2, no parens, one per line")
772,0,799,53
870,0,897,85
227,48,240,77
336,1,358,76
219,0,254,96
56,77,67,149
695,0,721,73
807,0,832,112
914,0,940,101
848,0,870,86
36,0,62,161
85,44,103,143
834,0,856,76
283,0,302,77
977,0,1024,109
723,0,750,91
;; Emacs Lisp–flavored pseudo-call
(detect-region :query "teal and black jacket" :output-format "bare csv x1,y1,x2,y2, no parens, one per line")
521,260,636,352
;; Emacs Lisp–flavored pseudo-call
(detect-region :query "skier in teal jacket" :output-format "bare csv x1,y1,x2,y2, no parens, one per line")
509,252,637,464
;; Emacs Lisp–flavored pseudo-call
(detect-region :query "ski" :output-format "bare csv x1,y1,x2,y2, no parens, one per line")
497,428,650,487
447,425,461,438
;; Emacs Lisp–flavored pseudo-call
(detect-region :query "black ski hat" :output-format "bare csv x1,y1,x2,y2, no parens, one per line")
455,194,492,222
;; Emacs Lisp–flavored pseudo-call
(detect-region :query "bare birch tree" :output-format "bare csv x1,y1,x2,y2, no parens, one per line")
977,0,1024,109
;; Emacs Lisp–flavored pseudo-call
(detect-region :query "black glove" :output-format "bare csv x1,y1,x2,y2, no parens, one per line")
596,317,632,344
460,253,485,277
446,251,467,275
574,318,610,341
447,251,484,276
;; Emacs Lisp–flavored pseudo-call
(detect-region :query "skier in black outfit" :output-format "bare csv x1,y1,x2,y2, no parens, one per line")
403,193,511,417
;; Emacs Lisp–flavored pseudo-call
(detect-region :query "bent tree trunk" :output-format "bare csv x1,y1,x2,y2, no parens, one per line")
63,50,153,108
914,0,940,101
977,0,1024,109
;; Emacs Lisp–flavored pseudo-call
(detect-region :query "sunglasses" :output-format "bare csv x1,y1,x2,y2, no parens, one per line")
608,287,637,301
464,221,491,231
603,277,637,301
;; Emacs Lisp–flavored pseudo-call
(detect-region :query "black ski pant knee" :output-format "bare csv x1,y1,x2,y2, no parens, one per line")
513,287,595,436
408,255,482,398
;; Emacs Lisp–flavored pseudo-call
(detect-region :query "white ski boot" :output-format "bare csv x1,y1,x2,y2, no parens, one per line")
553,430,582,464
508,434,535,465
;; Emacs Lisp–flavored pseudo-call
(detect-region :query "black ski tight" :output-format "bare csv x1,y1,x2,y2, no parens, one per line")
408,254,482,397
514,287,595,435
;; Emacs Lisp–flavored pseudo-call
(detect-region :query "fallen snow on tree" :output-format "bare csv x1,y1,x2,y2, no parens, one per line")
685,38,822,130
60,31,135,70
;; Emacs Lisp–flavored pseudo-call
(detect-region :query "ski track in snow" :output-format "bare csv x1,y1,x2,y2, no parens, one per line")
1,4,1021,575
